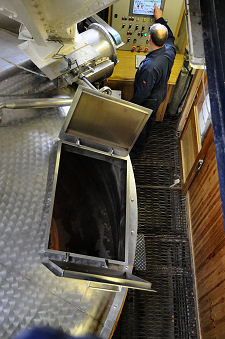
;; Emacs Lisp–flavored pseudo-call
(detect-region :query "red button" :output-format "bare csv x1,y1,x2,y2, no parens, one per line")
145,47,149,52
139,46,143,51
122,16,125,20
129,17,132,21
132,45,136,51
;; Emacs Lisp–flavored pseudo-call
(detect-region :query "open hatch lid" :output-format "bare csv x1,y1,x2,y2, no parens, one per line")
44,259,154,292
59,86,152,157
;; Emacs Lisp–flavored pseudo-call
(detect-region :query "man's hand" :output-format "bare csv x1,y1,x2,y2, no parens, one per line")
153,3,163,20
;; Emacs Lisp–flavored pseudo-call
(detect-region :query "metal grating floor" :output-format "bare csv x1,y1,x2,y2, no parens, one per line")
113,119,199,339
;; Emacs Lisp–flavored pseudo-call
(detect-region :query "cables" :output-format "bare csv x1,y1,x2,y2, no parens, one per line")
0,56,48,78
49,39,72,70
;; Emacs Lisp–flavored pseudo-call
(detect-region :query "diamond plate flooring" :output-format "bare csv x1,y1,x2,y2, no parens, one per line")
0,96,122,339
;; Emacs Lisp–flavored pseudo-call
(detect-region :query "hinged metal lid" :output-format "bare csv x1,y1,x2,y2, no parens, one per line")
44,259,155,292
59,86,152,157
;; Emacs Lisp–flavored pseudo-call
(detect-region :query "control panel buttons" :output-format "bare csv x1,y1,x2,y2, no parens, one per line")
118,15,153,50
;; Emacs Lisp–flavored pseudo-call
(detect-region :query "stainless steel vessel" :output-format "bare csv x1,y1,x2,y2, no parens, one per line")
42,86,154,291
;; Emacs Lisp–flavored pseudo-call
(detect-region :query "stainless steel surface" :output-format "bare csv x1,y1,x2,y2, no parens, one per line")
81,23,118,65
88,14,123,47
0,29,28,74
0,98,73,110
60,86,152,157
78,75,98,90
0,13,20,33
0,0,117,44
0,101,137,339
44,261,153,291
0,50,140,338
84,60,115,84
0,1,121,82
98,86,113,95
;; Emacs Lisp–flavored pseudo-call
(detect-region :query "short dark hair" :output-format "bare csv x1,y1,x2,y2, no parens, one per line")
149,24,168,47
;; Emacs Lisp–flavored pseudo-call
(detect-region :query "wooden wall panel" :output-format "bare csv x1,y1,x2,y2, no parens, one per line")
188,142,225,339
180,107,200,182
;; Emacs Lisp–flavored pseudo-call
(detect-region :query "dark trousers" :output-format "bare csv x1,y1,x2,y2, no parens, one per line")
132,109,157,154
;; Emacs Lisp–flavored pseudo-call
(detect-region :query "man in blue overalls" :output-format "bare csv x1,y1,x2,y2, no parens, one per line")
131,3,176,157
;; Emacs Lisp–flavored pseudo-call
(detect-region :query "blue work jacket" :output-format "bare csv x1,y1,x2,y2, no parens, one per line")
130,17,176,113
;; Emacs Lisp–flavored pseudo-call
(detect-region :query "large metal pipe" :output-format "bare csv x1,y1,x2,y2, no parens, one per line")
0,98,73,122
0,98,73,111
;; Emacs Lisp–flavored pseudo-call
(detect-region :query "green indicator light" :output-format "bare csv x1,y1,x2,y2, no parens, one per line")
132,17,134,21
144,33,148,37
125,17,127,20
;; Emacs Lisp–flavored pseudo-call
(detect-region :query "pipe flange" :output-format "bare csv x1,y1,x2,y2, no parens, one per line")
88,23,118,65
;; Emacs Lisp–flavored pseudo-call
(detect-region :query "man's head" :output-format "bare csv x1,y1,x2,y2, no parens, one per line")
149,23,168,49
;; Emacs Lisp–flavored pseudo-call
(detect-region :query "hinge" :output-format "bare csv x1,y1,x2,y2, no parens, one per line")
196,159,204,172
109,148,114,156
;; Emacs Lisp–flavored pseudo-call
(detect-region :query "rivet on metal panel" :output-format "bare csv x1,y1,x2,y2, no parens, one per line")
131,230,134,235
64,252,70,262
75,138,80,146
131,197,134,202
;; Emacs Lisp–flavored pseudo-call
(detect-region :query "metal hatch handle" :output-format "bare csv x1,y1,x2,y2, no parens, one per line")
44,259,156,292
87,281,122,293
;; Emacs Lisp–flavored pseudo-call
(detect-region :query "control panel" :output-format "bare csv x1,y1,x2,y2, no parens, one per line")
112,0,165,52
115,15,154,52
111,0,183,52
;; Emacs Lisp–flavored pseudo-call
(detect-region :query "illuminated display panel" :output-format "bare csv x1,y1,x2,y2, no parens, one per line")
131,0,162,16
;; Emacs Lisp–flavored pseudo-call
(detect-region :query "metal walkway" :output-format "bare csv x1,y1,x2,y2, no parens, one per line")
113,119,199,339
